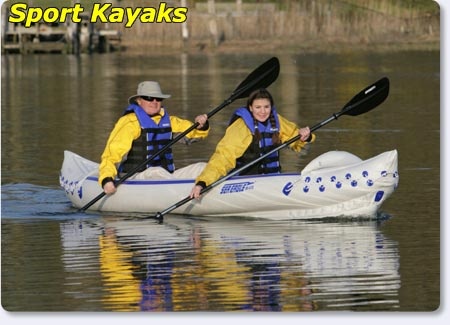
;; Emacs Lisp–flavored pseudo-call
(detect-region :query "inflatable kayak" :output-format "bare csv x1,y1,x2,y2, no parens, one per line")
60,149,399,219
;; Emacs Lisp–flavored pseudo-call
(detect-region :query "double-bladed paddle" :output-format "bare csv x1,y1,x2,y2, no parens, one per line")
79,57,280,212
152,77,390,220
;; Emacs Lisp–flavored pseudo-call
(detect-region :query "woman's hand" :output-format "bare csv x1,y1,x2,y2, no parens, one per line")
298,126,311,142
190,184,204,199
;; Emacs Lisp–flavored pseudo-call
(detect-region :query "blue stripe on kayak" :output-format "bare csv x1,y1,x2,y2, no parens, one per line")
86,173,301,185
86,176,193,185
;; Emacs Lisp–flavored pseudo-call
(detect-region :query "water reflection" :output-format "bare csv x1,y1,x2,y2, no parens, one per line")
60,216,400,311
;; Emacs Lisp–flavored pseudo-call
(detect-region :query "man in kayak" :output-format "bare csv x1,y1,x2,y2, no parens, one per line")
100,81,209,195
189,88,314,199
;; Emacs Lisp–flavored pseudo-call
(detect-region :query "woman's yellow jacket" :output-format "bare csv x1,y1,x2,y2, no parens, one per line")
195,115,315,187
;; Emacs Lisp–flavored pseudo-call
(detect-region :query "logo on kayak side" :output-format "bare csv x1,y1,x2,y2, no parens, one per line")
282,182,294,196
220,181,254,194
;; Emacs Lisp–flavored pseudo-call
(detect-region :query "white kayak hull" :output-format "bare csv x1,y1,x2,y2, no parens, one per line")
60,150,399,219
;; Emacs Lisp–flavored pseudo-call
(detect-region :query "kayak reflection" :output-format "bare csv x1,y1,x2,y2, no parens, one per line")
60,215,400,311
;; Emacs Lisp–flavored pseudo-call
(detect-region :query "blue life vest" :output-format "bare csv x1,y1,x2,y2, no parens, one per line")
230,107,281,175
120,104,175,173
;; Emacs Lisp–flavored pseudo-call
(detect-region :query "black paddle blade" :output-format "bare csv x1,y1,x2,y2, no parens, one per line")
230,57,280,100
341,77,390,117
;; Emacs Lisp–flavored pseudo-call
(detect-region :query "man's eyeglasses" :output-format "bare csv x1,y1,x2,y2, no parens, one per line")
141,96,163,102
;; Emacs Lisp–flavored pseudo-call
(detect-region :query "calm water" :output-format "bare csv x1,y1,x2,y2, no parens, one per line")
1,50,439,312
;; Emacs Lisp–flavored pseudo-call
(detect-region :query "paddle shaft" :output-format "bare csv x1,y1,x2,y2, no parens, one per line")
153,77,389,219
79,57,280,212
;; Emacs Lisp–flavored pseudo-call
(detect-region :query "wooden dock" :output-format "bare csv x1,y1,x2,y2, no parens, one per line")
1,6,121,54
2,22,69,54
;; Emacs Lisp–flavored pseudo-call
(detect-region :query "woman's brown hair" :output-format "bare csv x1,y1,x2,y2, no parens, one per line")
247,88,280,145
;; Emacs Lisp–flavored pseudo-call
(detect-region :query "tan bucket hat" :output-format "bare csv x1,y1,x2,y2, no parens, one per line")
128,81,171,104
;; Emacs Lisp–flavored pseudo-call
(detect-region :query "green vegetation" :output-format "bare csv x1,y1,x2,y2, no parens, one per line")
2,0,439,53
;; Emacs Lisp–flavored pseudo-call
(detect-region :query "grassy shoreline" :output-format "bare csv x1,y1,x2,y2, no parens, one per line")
120,37,440,56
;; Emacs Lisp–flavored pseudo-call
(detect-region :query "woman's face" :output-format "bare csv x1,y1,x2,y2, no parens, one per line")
249,98,271,123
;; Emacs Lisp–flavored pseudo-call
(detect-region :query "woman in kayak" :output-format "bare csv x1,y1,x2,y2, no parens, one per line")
190,88,314,199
